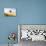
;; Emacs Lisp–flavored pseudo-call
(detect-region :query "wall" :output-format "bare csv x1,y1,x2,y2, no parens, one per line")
0,0,46,44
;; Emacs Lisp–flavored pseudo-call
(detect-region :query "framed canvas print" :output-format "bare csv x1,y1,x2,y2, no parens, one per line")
4,8,16,16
